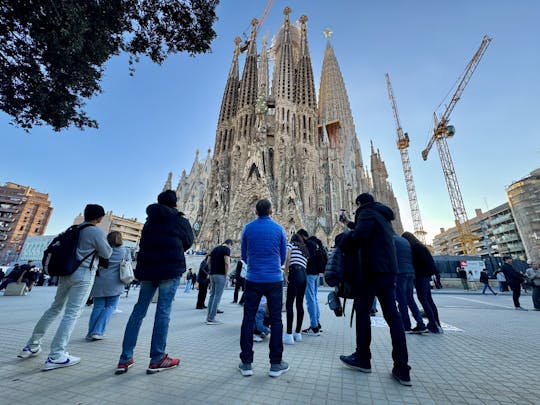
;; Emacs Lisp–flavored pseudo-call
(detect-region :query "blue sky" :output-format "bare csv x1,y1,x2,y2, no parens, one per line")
2,0,539,243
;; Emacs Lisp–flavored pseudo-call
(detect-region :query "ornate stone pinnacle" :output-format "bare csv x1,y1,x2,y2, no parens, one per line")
284,6,291,16
251,18,258,35
299,15,308,24
323,28,332,39
234,37,242,46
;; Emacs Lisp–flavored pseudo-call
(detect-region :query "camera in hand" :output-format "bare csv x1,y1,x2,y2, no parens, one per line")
339,209,347,222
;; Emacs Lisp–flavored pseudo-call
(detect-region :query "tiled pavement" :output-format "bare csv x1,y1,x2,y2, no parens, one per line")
0,286,538,405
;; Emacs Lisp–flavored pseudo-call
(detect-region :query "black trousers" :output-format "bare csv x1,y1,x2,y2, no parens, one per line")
354,273,410,375
285,265,307,334
196,281,209,308
509,281,521,307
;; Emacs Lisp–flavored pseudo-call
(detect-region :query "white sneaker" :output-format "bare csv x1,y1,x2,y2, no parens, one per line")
42,353,80,371
18,345,41,359
253,334,263,342
293,332,302,342
282,333,294,345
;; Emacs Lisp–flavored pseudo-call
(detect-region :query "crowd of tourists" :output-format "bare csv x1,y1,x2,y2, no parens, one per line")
13,191,540,386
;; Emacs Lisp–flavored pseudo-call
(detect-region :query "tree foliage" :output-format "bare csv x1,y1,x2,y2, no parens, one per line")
0,0,219,131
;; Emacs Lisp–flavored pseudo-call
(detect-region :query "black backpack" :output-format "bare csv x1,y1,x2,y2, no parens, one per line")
42,224,95,276
309,237,328,274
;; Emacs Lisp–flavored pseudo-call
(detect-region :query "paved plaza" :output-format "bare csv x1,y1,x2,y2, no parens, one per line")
0,285,538,405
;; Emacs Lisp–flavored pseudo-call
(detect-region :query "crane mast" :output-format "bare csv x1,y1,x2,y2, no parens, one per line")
422,35,492,255
385,73,426,243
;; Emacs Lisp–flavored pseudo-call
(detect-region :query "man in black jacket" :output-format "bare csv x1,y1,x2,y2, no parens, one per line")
196,255,210,309
501,255,527,310
116,190,194,374
339,193,411,386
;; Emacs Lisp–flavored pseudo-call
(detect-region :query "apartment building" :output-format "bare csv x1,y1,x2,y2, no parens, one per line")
433,202,526,260
506,168,540,261
0,183,52,264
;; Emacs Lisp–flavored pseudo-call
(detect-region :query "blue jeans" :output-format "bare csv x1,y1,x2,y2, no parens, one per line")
120,277,180,363
305,274,320,328
240,280,284,364
87,295,120,337
353,273,410,375
207,274,226,321
255,304,270,335
481,283,496,295
415,277,440,332
27,266,95,359
184,279,192,293
396,273,425,330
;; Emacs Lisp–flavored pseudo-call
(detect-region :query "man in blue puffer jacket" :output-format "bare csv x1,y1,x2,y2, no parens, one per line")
116,190,193,375
239,199,288,378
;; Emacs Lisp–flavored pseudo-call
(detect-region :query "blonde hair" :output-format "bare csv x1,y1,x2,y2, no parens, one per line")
107,231,123,247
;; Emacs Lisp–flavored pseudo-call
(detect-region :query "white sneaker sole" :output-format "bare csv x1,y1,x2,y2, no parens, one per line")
18,347,41,359
42,359,80,371
269,365,290,378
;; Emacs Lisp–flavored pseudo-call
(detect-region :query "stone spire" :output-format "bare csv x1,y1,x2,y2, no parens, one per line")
318,30,367,215
163,172,173,191
238,18,259,110
272,7,295,102
258,34,269,99
294,15,317,109
370,141,403,234
218,38,241,123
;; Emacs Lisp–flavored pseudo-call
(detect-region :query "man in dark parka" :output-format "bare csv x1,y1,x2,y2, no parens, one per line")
339,193,411,386
116,190,194,374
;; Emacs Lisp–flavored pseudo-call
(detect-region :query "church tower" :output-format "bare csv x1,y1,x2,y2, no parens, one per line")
174,8,404,250
370,141,404,234
318,30,369,236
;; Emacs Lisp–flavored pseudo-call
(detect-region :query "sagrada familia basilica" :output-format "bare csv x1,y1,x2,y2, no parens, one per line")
163,8,403,250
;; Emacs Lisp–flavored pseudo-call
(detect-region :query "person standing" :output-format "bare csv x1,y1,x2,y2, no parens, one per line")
232,260,246,304
457,267,469,290
184,269,193,293
115,190,194,374
480,269,497,295
298,229,326,336
239,199,289,378
282,232,309,345
338,193,412,386
402,232,443,334
196,255,210,309
18,204,112,370
206,239,232,324
501,255,527,310
86,231,129,340
525,260,540,310
494,268,508,292
393,234,427,334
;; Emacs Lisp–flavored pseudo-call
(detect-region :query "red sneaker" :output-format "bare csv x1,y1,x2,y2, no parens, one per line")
115,358,134,375
146,354,179,374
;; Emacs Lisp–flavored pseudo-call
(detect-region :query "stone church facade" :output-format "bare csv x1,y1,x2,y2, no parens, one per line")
166,8,402,251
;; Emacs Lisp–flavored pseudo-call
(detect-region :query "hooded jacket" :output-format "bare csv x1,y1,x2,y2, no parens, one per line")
135,203,194,281
348,201,398,275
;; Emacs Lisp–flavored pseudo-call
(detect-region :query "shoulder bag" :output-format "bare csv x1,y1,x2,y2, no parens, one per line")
119,250,135,285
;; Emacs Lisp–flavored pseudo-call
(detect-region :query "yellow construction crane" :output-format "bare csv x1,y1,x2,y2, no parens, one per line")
240,0,275,51
385,73,427,243
421,35,492,255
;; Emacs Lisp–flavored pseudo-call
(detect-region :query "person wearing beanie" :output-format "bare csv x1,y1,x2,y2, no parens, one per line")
338,193,412,386
116,190,194,374
18,204,112,370
157,190,177,208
